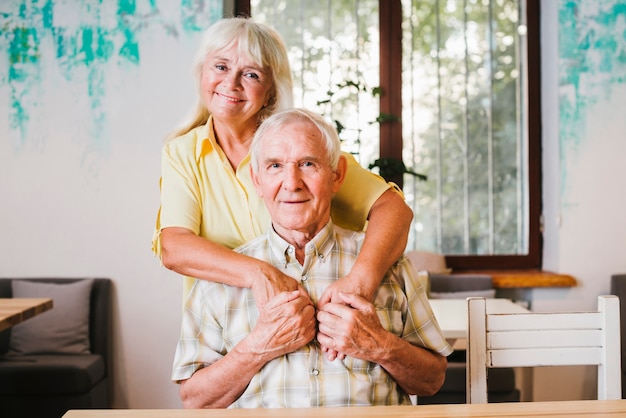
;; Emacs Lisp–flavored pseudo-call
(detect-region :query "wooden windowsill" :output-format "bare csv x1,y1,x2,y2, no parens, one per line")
453,270,577,289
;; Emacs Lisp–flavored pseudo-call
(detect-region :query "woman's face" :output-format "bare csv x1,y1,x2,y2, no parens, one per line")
201,43,274,129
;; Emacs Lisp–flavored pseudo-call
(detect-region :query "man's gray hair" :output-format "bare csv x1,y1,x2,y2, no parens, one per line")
250,108,342,173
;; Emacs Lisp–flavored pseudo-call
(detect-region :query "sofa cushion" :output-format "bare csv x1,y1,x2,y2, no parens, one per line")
0,354,105,395
428,273,496,299
429,273,494,292
9,279,93,355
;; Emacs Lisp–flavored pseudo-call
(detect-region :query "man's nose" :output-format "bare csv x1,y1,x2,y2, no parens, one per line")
282,164,303,190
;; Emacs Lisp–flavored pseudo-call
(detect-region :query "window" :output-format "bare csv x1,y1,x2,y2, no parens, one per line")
237,0,541,270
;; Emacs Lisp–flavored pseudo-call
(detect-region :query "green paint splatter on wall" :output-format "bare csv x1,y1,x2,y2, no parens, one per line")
181,0,223,32
0,0,223,147
559,1,626,137
559,0,626,193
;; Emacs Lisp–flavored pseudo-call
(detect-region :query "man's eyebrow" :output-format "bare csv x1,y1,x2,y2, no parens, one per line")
262,155,323,164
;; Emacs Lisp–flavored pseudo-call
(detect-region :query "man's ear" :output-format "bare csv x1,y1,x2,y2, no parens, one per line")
250,164,264,197
332,155,348,193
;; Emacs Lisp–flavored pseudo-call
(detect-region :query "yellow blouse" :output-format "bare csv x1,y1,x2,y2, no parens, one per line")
152,117,394,297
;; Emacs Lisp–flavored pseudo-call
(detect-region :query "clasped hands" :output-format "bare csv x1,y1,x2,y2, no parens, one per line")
249,275,383,362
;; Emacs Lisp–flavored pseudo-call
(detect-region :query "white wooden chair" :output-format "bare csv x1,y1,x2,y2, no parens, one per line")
466,295,622,403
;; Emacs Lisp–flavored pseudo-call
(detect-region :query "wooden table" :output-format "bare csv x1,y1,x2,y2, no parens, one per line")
0,298,53,332
62,399,626,417
428,298,529,340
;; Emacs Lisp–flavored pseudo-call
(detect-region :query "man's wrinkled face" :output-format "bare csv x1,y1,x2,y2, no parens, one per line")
251,119,345,238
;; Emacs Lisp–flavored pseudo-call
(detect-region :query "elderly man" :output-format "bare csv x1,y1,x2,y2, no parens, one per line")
172,108,452,408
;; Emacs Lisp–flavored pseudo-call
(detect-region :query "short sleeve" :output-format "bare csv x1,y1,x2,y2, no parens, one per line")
331,153,392,231
158,136,205,234
171,280,226,382
395,256,454,357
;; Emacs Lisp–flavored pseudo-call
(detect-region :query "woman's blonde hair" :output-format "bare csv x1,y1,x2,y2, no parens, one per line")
168,17,293,140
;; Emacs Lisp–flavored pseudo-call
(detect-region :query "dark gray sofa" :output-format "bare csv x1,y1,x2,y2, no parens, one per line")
0,278,112,418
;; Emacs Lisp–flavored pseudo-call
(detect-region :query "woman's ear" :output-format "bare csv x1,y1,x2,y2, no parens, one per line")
332,155,348,193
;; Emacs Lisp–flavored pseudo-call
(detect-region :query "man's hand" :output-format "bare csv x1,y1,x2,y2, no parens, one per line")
250,264,301,309
316,274,378,360
316,292,389,362
247,289,317,362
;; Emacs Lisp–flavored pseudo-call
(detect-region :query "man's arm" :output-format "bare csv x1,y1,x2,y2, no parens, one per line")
179,339,266,408
316,292,447,396
180,290,316,408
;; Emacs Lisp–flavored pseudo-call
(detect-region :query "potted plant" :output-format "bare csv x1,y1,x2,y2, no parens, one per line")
317,81,427,185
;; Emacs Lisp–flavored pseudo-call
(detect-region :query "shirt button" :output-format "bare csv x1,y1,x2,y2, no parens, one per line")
302,275,308,282
312,369,320,376
287,247,294,254
318,254,324,259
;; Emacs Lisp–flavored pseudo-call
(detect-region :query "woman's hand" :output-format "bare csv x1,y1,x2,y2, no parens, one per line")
317,272,377,309
250,262,302,309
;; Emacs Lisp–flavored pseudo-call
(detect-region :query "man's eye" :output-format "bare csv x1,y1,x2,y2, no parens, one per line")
301,161,315,167
270,163,281,169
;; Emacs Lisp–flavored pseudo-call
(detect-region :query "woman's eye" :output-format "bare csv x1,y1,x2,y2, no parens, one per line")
215,64,227,71
245,72,260,80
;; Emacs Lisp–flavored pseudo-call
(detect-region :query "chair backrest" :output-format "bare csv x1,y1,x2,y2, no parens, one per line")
466,295,622,403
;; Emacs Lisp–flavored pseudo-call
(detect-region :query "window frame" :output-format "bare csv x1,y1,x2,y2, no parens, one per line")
236,0,542,270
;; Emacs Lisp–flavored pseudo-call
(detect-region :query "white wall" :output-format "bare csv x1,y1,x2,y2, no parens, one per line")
536,0,626,401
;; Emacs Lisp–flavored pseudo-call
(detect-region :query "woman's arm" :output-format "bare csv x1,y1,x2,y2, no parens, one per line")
319,188,413,305
160,227,299,307
349,188,413,298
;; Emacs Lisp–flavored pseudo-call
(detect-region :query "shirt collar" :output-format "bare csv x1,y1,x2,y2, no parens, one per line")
267,220,336,268
194,116,215,163
194,115,252,169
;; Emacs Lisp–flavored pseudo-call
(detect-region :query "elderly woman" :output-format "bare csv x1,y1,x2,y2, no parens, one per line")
152,17,413,327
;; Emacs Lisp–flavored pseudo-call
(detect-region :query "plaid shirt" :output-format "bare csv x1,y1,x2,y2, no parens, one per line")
172,221,452,408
